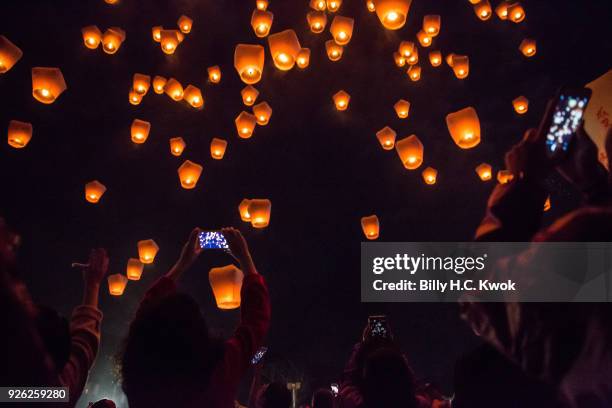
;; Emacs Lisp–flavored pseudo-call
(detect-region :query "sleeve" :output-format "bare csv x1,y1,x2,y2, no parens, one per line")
59,305,103,407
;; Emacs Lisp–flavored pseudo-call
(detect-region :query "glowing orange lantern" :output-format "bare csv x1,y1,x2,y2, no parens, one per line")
235,111,257,138
376,126,396,150
296,48,311,69
253,102,273,125
330,16,354,45
497,170,514,184
476,163,492,181
512,96,529,114
495,1,510,19
239,199,251,221
126,258,144,281
394,99,410,118
416,30,432,47
507,3,525,23
474,1,492,20
105,0,119,4
152,75,167,94
373,0,412,30
131,119,151,144
209,265,244,310
138,239,159,264
307,11,328,33
184,85,204,108
133,73,151,95
128,89,142,106
169,137,186,156
241,85,259,106
247,199,272,228
85,180,106,203
446,52,456,67
107,274,128,296
544,196,551,212
268,30,301,71
325,40,344,61
446,107,480,149
160,30,180,54
393,52,406,67
422,167,438,185
82,25,102,49
395,134,423,170
234,44,265,84
210,138,228,159
423,15,441,36
429,50,442,67
366,0,376,12
165,78,184,101
251,10,274,38
452,55,469,79
361,215,380,240
152,26,162,42
177,160,203,189
256,0,269,10
407,65,421,81
208,65,221,83
327,0,342,12
333,90,350,111
519,39,536,57
0,36,23,74
310,0,327,11
398,41,415,58
102,27,125,54
177,15,193,34
31,67,67,104
407,50,419,65
7,120,33,149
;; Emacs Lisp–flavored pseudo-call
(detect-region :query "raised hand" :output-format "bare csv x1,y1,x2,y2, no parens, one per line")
83,248,109,287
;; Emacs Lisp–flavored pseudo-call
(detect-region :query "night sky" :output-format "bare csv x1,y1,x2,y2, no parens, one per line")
1,0,612,406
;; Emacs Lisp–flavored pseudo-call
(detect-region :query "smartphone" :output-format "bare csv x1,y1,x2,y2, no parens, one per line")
330,383,339,397
198,231,229,250
251,346,268,365
543,88,592,159
367,315,390,339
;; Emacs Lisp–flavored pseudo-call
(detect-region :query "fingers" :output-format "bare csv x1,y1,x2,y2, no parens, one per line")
523,128,538,143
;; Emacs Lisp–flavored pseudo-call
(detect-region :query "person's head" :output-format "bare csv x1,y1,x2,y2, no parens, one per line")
312,388,334,408
88,399,116,408
256,382,292,408
35,305,70,372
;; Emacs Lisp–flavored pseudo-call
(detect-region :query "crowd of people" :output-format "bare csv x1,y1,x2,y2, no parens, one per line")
2,111,611,407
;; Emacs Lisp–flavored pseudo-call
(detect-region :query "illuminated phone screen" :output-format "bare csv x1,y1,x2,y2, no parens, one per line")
251,346,267,365
545,94,589,155
198,231,229,250
370,319,388,337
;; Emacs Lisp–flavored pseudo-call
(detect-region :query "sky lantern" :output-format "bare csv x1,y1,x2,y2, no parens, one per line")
104,0,119,4
234,44,265,84
177,15,193,34
373,0,411,30
209,265,244,310
407,65,421,81
446,107,481,149
85,180,107,203
131,119,151,144
251,10,274,37
268,30,301,71
183,85,204,108
247,199,272,228
330,16,354,46
376,126,396,150
241,85,259,106
394,99,410,118
253,102,273,125
325,40,344,61
239,199,251,222
126,258,144,281
7,120,33,149
235,111,257,138
398,41,415,58
474,0,493,20
393,52,406,67
296,48,311,69
152,76,167,94
160,30,180,54
416,30,432,47
210,138,228,159
0,36,22,74
361,215,379,240
310,0,326,11
82,25,102,49
423,15,441,36
107,274,128,296
497,170,514,184
307,11,327,33
507,3,526,23
475,163,492,181
152,26,162,42
138,239,159,264
256,0,269,11
422,167,438,185
407,51,419,65
128,89,142,105
446,52,456,67
333,90,350,111
544,196,551,212
327,0,342,12
102,27,125,54
495,1,510,19
366,0,376,12
133,73,151,95
169,137,186,156
208,65,222,83
429,50,442,67
395,135,424,170
513,96,529,114
165,78,184,101
452,55,469,79
31,67,67,104
519,39,536,57
177,160,203,189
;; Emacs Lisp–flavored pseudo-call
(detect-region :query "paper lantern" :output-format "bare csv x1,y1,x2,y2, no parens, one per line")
519,39,536,57
235,111,257,138
325,40,344,61
165,78,184,101
452,55,469,79
104,0,119,4
512,96,529,114
234,44,265,84
208,65,221,83
0,36,23,74
184,85,204,108
310,0,327,11
160,30,180,54
251,10,274,38
330,16,354,46
133,73,151,95
407,65,421,81
169,137,186,156
247,199,272,228
475,163,492,181
177,160,203,189
407,51,419,66
446,107,480,149
131,119,151,144
253,102,273,125
307,11,328,33
268,30,301,71
177,15,193,34
474,1,492,20
152,26,162,42
126,258,144,281
446,52,456,67
85,180,106,203
544,196,551,212
376,126,396,150
296,48,311,69
429,50,442,67
209,265,244,310
327,0,342,12
393,52,406,67
256,0,269,11
416,30,432,47
373,0,411,30
497,170,514,184
241,85,259,106
210,138,228,159
366,0,376,12
102,27,125,54
333,90,350,111
423,15,441,36
128,89,142,105
361,215,379,240
82,25,102,49
31,67,67,104
394,99,410,118
507,3,525,23
395,135,423,170
7,120,33,149
495,1,510,19
138,239,159,264
152,76,167,94
398,41,415,58
107,274,128,296
238,199,252,221
422,167,438,185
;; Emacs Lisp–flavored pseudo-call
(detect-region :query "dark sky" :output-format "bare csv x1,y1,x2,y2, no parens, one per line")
1,0,611,406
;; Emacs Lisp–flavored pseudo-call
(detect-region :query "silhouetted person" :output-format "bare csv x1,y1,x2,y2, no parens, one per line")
312,388,335,408
256,381,292,408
